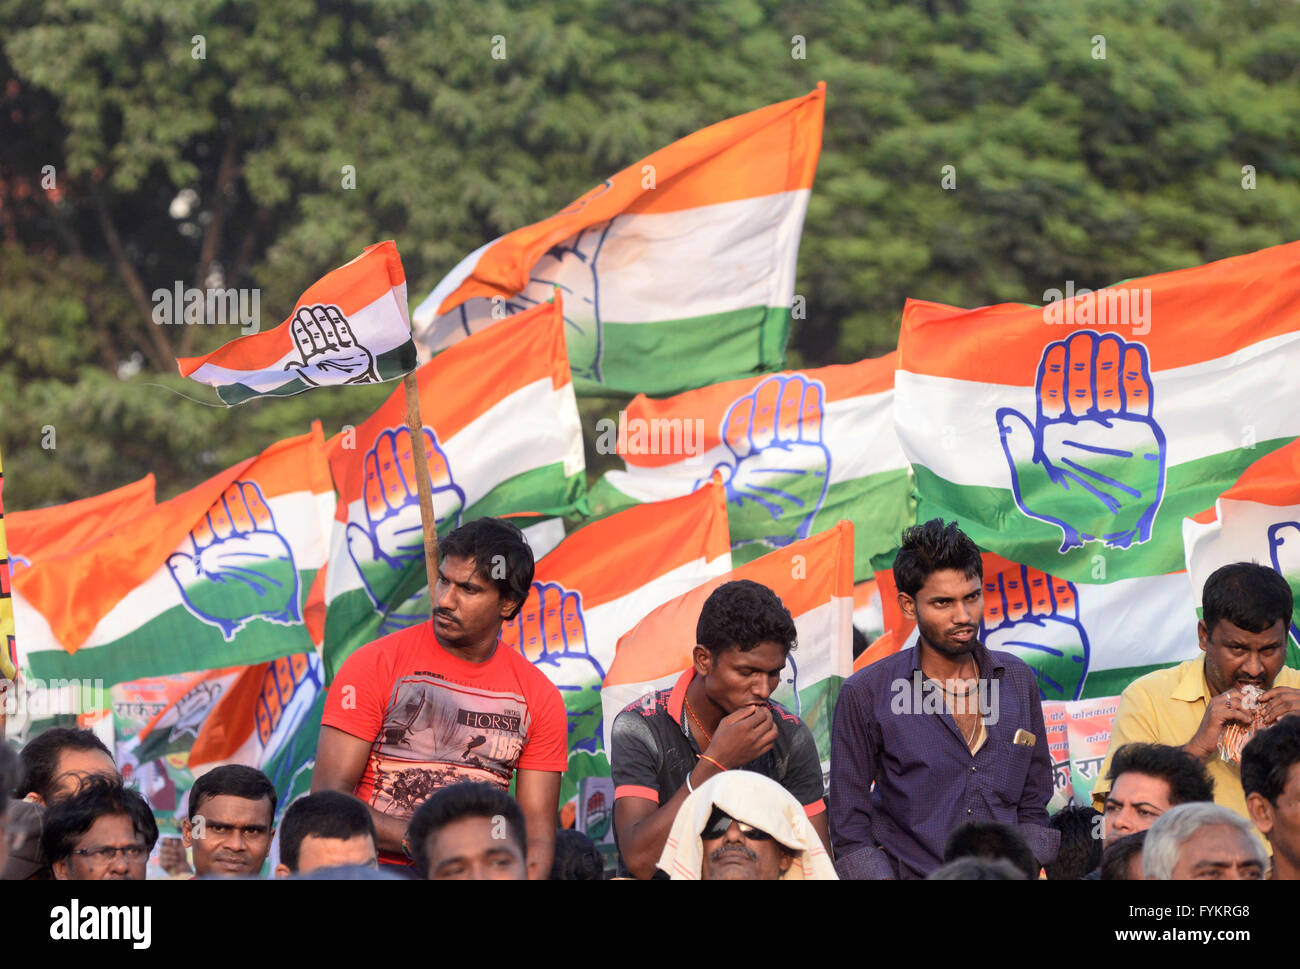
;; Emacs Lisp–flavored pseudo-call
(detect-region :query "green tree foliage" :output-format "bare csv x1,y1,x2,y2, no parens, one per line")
1,0,1297,508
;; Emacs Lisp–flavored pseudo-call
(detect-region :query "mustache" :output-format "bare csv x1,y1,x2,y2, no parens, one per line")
433,609,458,623
708,842,757,864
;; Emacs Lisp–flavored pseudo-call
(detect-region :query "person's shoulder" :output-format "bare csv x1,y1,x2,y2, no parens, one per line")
987,647,1038,682
617,685,671,720
497,642,562,697
337,623,427,673
767,697,807,732
1120,657,1197,698
1275,665,1300,688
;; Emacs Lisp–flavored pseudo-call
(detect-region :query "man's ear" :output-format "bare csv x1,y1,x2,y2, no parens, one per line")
692,645,713,676
181,819,194,848
778,850,795,874
274,863,292,879
898,592,917,622
1245,792,1274,836
1197,620,1209,652
52,858,70,881
23,792,44,806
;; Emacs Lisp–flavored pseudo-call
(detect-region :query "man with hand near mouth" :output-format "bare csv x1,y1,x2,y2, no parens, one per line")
1093,562,1300,826
830,519,1057,879
182,765,276,879
314,518,566,879
610,580,829,880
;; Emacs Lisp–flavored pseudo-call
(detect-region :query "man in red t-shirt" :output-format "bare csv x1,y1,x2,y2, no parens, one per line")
313,518,567,879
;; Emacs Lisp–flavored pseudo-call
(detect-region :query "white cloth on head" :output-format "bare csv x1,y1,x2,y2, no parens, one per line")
657,770,837,880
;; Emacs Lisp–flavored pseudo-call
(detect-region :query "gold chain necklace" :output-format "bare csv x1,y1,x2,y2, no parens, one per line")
684,695,713,748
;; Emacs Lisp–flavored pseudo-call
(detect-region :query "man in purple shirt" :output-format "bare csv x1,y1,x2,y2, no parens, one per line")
830,519,1059,879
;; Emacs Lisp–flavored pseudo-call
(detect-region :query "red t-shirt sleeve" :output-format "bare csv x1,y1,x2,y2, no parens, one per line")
321,644,385,743
515,667,569,773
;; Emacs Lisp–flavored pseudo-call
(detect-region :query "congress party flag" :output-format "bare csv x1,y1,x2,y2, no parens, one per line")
896,240,1300,587
589,354,912,580
499,481,732,802
178,241,417,405
1184,437,1300,667
601,520,855,765
132,665,246,765
13,427,334,685
7,475,156,575
413,86,825,396
322,297,587,679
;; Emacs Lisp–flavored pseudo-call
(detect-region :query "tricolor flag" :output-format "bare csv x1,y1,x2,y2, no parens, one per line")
13,428,334,685
132,666,246,764
178,241,418,405
1184,437,1300,668
322,297,587,678
413,86,826,396
8,474,156,574
589,354,912,579
896,240,1300,585
601,520,855,765
187,653,326,815
499,481,732,801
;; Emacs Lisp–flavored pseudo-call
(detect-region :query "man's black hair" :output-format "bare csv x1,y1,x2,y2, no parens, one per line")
40,774,158,865
1106,743,1215,806
549,828,603,880
407,781,526,878
187,764,277,822
1242,716,1300,805
928,857,1025,880
18,727,113,802
439,517,535,621
893,519,983,599
1045,805,1102,880
1201,562,1293,636
942,821,1038,880
851,627,869,661
1099,830,1147,881
278,791,376,872
696,580,797,659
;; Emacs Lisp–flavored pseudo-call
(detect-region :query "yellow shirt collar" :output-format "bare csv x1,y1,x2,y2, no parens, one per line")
1170,653,1212,703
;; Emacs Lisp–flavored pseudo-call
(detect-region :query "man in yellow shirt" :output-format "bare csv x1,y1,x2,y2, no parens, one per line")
1094,563,1300,824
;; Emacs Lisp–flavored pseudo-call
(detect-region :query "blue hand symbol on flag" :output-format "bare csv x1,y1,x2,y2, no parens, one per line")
345,426,465,633
980,561,1091,701
1267,522,1300,649
696,374,831,549
996,332,1167,552
502,581,606,755
166,480,301,641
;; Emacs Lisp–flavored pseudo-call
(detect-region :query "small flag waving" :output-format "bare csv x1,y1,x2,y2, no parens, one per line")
323,297,588,678
414,86,825,396
499,481,732,802
602,520,855,763
589,353,911,578
1184,437,1300,667
178,241,417,405
13,427,334,685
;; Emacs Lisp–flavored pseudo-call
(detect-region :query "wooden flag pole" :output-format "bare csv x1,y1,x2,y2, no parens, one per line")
402,370,440,612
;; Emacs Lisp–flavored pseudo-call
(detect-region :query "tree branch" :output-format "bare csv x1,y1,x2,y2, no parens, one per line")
91,186,174,372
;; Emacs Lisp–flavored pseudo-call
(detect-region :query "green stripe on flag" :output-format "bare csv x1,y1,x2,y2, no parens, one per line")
27,569,320,686
1082,660,1185,700
215,344,418,405
573,306,790,397
914,437,1293,583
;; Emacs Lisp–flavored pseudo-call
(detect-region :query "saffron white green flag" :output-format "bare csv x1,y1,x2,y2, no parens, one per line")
589,354,912,580
413,87,825,396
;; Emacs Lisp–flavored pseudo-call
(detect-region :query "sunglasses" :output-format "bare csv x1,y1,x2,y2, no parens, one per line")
701,807,775,842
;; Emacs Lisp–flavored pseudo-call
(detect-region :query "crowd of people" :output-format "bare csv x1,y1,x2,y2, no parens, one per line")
2,516,1298,881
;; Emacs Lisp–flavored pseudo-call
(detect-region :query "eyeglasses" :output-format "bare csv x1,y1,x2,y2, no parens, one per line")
701,807,774,842
73,844,150,863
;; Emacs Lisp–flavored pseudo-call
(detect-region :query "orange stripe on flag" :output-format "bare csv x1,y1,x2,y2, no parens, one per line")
604,520,853,687
899,240,1300,384
189,662,270,766
536,478,730,612
853,629,899,672
177,241,406,376
437,86,826,313
1209,437,1300,509
8,474,155,560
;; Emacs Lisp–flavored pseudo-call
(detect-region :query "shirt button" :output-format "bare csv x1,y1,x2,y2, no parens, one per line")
971,766,976,773
967,809,973,814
